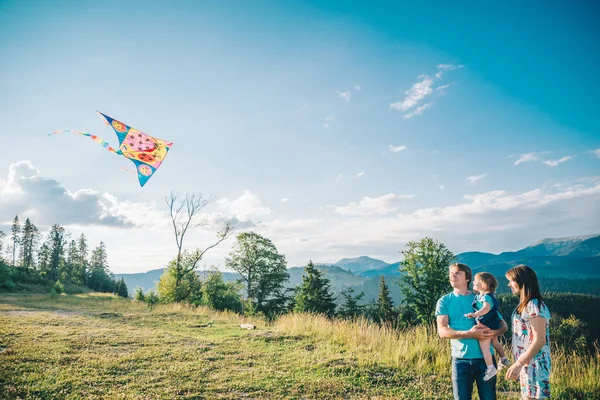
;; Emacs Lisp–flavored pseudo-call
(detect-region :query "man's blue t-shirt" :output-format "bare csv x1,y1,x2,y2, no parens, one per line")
436,292,488,359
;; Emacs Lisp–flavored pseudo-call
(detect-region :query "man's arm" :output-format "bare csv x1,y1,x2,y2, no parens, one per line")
437,314,492,340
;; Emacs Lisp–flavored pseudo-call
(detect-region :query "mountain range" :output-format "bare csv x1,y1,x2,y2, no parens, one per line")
115,234,600,304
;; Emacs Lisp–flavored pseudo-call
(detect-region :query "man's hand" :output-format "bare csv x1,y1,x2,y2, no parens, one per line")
467,322,493,339
465,313,475,319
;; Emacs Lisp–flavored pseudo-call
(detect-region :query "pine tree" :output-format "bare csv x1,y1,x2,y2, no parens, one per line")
338,287,366,319
77,234,89,285
48,225,67,282
0,231,5,261
37,241,52,279
376,276,397,325
65,240,78,282
19,218,39,272
293,261,336,317
115,277,128,298
11,215,20,266
88,242,114,292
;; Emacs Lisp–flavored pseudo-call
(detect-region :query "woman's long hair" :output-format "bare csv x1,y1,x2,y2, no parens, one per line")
505,265,544,314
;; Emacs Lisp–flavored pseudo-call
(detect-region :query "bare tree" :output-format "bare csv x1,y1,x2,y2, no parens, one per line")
164,191,235,302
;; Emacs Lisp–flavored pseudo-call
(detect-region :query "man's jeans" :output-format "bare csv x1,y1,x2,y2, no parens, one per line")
451,357,496,400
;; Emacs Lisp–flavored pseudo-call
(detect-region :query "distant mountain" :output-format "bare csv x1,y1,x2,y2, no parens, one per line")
454,252,498,268
116,234,600,299
114,268,165,294
519,234,600,258
333,256,390,274
359,262,402,278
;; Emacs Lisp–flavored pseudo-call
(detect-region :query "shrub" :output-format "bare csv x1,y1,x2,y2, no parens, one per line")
51,280,64,295
134,287,145,302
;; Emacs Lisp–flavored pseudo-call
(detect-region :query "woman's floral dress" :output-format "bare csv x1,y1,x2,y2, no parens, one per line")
511,299,551,399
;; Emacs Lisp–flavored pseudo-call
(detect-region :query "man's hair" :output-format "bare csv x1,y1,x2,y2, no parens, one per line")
449,262,472,284
474,272,498,293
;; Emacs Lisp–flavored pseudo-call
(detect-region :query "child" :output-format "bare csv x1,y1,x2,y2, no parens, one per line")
465,272,511,381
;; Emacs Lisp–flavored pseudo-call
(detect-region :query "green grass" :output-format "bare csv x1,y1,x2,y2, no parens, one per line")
1,294,597,399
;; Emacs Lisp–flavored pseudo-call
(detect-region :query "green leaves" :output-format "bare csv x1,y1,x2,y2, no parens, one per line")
225,232,289,318
399,238,454,323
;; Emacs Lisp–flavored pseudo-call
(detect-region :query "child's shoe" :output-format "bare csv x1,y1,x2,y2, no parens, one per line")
497,357,511,371
483,365,497,381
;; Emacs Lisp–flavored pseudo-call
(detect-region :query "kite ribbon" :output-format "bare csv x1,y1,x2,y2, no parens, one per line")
50,130,123,155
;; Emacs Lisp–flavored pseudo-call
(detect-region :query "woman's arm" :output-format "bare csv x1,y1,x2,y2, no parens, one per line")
437,315,492,340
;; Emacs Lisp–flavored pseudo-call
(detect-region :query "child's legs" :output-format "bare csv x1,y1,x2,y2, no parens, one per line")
478,338,493,366
491,336,506,358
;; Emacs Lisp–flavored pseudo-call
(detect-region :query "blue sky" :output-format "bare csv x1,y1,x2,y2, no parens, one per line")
1,0,598,273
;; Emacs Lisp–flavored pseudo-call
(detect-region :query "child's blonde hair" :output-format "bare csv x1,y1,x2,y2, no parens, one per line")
474,272,498,293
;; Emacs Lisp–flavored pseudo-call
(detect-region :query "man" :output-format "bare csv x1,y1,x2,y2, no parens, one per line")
436,263,508,400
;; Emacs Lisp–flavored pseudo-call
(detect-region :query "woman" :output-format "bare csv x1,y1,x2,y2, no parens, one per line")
505,265,551,399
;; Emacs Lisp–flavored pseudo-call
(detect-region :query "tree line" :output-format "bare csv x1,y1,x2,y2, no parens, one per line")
0,215,128,298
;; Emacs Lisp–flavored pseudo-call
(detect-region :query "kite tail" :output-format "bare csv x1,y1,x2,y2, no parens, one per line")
50,130,123,155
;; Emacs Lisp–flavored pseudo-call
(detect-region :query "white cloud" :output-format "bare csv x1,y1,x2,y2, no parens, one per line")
543,156,573,167
435,64,463,79
334,193,414,216
514,153,541,165
356,171,365,178
323,114,336,129
0,160,134,228
439,185,445,190
215,190,271,222
595,149,600,158
388,145,407,153
280,198,290,203
354,84,361,91
259,180,600,266
391,64,462,116
337,91,352,102
403,102,433,119
466,174,487,184
437,63,464,71
436,83,454,94
390,75,435,112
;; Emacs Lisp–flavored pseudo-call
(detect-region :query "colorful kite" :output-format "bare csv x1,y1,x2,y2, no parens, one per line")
51,111,173,187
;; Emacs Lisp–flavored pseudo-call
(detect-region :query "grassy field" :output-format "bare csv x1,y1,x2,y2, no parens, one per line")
0,294,597,399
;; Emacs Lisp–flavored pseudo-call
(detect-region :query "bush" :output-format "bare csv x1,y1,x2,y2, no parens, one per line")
145,290,159,309
134,287,145,302
201,271,243,313
0,261,15,290
51,280,65,295
551,314,590,354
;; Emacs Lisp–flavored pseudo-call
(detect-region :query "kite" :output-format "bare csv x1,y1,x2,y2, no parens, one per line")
51,111,173,187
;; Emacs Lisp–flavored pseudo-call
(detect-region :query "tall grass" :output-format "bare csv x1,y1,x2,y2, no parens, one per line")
275,313,600,399
551,345,600,399
275,314,451,375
